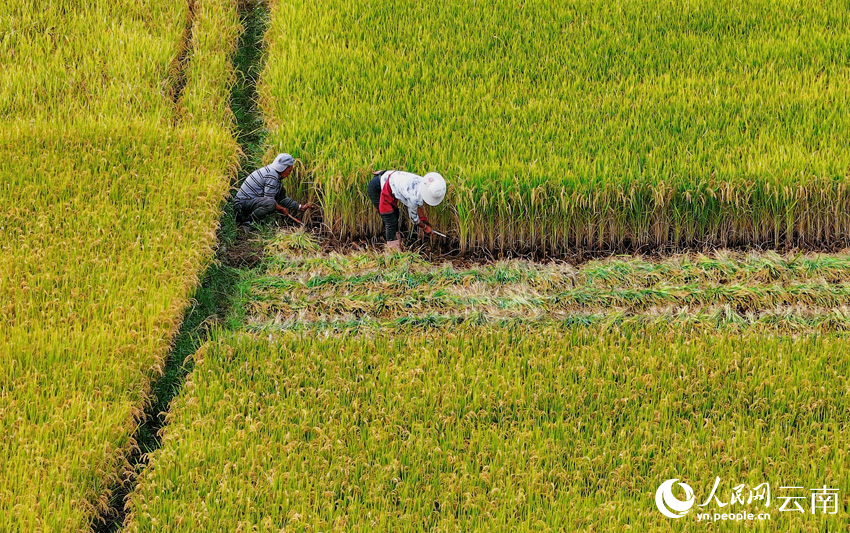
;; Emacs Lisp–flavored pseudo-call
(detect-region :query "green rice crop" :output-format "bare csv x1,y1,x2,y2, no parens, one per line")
125,328,850,531
0,0,240,528
260,0,850,252
181,0,242,128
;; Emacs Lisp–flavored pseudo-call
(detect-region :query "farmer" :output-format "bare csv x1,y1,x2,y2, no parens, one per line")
367,170,447,251
233,153,314,228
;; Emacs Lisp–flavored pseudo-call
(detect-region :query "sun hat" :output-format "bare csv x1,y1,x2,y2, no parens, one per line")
421,172,447,206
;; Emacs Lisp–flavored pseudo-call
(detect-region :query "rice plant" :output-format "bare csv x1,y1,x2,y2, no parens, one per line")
229,232,850,332
0,0,241,528
260,0,850,252
124,328,850,531
0,0,186,122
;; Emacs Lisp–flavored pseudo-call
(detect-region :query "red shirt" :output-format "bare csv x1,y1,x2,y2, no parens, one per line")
379,174,397,215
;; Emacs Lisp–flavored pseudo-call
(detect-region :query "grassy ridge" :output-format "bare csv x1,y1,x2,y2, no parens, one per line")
260,0,850,252
0,0,240,528
125,328,850,531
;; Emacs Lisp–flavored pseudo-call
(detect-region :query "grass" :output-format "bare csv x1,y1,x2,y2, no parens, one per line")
94,4,272,527
229,0,270,167
124,327,850,531
259,0,850,253
0,0,241,528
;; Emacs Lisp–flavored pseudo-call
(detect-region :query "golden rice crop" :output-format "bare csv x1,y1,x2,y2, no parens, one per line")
0,0,240,528
180,0,242,128
125,327,850,531
0,0,186,123
260,0,850,253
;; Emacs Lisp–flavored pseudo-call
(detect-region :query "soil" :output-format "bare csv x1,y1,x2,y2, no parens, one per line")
221,228,266,268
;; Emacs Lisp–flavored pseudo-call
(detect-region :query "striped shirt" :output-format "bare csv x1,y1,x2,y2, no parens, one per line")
234,164,300,211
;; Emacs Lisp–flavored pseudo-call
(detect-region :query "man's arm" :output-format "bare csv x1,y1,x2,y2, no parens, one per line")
275,188,314,215
277,195,301,213
277,187,309,214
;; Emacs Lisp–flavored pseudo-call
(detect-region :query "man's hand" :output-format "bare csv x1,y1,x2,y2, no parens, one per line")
418,221,433,235
300,202,316,211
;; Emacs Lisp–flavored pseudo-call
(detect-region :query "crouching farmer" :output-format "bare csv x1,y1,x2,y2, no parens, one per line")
233,153,314,228
367,170,447,251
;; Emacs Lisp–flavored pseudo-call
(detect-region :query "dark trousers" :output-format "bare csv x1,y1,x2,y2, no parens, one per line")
234,196,276,224
367,173,400,241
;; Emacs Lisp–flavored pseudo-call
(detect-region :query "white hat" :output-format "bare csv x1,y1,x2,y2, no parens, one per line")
269,153,294,173
421,172,446,206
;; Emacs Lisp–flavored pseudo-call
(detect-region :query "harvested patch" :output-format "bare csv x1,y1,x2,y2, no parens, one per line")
239,231,850,333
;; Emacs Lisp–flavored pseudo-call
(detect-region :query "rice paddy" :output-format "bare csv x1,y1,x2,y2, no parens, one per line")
6,0,850,530
0,0,240,528
124,325,850,531
116,224,850,530
260,0,850,253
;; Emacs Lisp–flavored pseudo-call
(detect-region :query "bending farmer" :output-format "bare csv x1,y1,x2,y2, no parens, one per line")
233,153,314,227
367,170,447,251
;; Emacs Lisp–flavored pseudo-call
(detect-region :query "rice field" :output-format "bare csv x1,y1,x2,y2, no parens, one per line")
0,0,240,528
119,225,850,530
261,0,850,252
6,0,850,529
124,327,850,531
1,0,185,122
